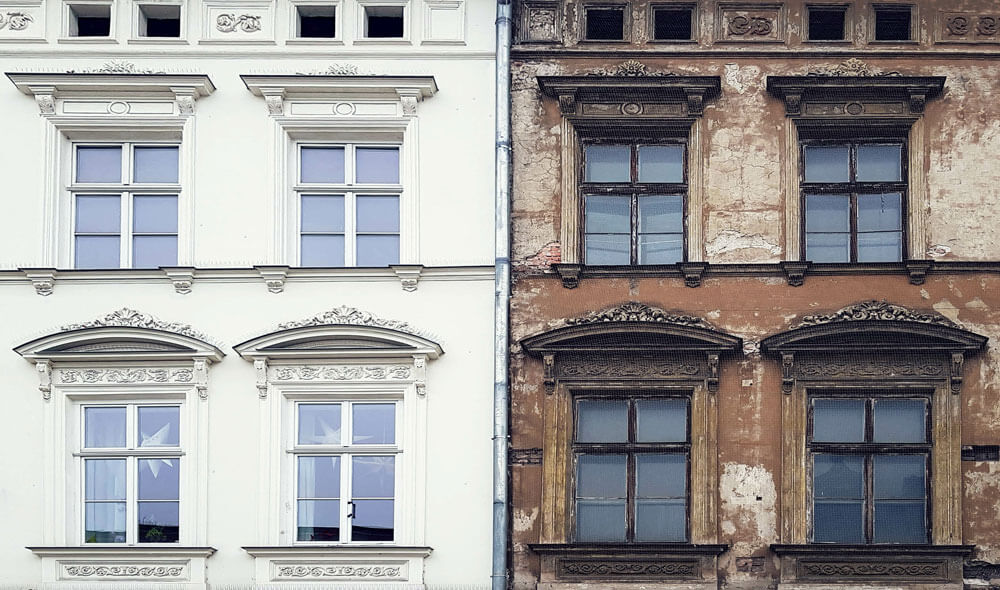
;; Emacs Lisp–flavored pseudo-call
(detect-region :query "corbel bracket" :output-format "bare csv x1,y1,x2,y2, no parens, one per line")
254,358,268,399
950,352,964,395
553,263,581,289
162,266,195,294
781,352,795,394
413,355,427,396
543,354,555,395
391,264,423,292
681,262,707,288
906,260,932,285
706,352,720,393
258,87,285,116
255,265,289,294
194,359,208,400
22,268,57,296
781,261,809,287
36,360,52,401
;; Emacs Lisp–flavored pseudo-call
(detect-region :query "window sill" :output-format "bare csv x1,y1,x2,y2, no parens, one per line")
242,546,432,583
770,544,972,587
28,546,215,585
529,543,727,586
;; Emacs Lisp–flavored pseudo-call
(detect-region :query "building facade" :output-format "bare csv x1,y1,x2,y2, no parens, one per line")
509,1,1000,589
0,0,497,587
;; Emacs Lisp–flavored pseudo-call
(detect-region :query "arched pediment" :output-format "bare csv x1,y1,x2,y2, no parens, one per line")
15,308,224,363
761,301,988,354
521,303,742,355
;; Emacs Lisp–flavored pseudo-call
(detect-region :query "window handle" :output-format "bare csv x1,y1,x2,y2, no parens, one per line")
347,501,355,519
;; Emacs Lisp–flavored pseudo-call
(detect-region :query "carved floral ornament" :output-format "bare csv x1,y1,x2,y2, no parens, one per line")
587,60,676,77
792,300,956,329
277,305,421,335
0,11,33,31
806,58,901,77
62,307,212,341
216,13,261,33
566,302,710,329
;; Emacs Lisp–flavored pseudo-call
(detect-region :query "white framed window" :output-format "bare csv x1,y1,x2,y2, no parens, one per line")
289,0,340,41
357,0,410,41
292,400,400,543
78,402,183,544
63,1,114,39
133,2,185,40
71,142,180,269
295,143,401,267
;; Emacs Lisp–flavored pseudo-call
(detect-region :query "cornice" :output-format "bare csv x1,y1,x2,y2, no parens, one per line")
538,69,721,116
242,546,433,558
512,47,1000,60
28,546,217,558
240,74,437,116
6,71,215,96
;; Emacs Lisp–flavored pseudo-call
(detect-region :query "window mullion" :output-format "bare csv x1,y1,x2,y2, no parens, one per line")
344,450,353,543
346,192,357,266
630,193,638,265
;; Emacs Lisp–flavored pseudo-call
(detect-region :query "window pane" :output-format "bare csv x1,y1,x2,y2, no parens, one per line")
133,236,178,268
85,407,126,448
76,195,121,233
356,147,400,184
352,403,395,445
351,456,395,498
635,499,686,542
858,193,902,232
77,146,122,183
636,453,686,498
299,404,342,445
638,234,683,264
576,500,626,541
576,399,627,443
586,195,630,233
137,502,179,542
85,502,126,543
638,145,683,182
805,194,849,232
805,232,850,263
814,454,863,498
874,500,926,543
301,235,345,266
857,232,902,262
874,399,927,443
874,455,926,499
804,145,849,182
133,195,178,233
301,147,345,183
814,501,863,543
301,195,345,232
639,195,682,233
297,499,340,541
76,236,121,268
585,234,630,265
356,235,400,266
138,459,179,500
298,456,341,498
813,399,864,442
85,459,126,500
356,196,399,232
138,406,179,447
576,454,626,498
133,146,179,183
857,144,902,181
352,499,394,541
636,399,687,442
585,145,630,182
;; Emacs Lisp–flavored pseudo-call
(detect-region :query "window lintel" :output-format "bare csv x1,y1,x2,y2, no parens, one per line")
240,74,437,116
537,75,721,117
7,72,214,115
766,75,946,116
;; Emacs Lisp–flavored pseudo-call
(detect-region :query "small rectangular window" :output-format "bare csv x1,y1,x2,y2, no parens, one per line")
584,6,625,41
68,4,111,37
807,6,846,40
297,5,337,38
364,5,404,38
651,6,693,40
138,4,181,38
874,5,911,41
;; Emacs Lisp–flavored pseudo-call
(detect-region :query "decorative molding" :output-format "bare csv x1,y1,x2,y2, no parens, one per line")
807,58,901,77
906,260,932,285
277,305,419,334
781,261,809,287
67,61,165,75
62,308,212,341
589,60,675,77
543,354,555,394
558,558,698,578
951,352,964,395
0,11,33,31
163,267,195,294
566,302,710,328
271,365,412,381
36,360,52,401
553,263,581,288
781,352,794,394
23,268,56,296
240,75,438,116
7,72,216,115
798,561,946,579
63,564,184,578
940,12,1000,43
793,300,956,329
216,13,262,33
717,3,784,43
511,448,543,465
194,359,208,400
706,353,720,393
964,559,1000,580
520,3,561,43
57,367,195,385
557,357,701,379
539,74,720,118
680,262,707,288
796,360,946,379
296,64,362,76
767,73,944,117
255,265,288,293
412,356,426,396
275,564,403,579
254,359,268,399
391,264,423,291
728,15,772,36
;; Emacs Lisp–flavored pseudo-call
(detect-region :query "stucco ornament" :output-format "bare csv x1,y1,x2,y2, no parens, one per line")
276,565,402,578
807,58,901,77
67,61,164,74
61,308,211,340
216,13,261,33
278,305,419,334
794,300,956,328
0,11,33,30
297,63,362,76
64,565,183,577
566,302,710,328
589,60,675,77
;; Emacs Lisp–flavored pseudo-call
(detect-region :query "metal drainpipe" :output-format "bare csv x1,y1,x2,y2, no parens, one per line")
493,1,512,590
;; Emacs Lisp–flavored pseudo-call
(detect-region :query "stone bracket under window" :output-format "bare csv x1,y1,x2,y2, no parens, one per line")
771,544,973,587
240,74,437,117
529,543,727,586
6,72,215,116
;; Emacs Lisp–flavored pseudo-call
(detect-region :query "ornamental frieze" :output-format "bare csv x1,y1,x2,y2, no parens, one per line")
63,564,184,578
796,360,945,379
275,564,403,579
566,302,709,328
794,300,955,329
940,12,1000,43
798,561,946,579
557,358,701,379
58,368,194,384
271,365,411,381
558,558,698,578
62,308,211,341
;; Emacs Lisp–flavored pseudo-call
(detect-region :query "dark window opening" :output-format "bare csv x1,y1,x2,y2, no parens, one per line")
365,6,404,38
652,7,692,40
874,6,911,41
962,446,1000,462
139,5,181,38
70,5,111,37
808,7,846,40
298,5,337,38
585,7,624,40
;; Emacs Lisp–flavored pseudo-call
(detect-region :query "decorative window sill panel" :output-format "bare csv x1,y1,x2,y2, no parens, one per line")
529,543,727,588
771,544,972,589
242,546,432,583
28,546,215,587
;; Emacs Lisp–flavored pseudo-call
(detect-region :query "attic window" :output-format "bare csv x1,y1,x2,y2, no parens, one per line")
652,6,693,40
874,5,911,41
68,4,111,37
808,6,846,40
364,5,404,38
297,5,337,38
584,6,625,41
138,4,181,38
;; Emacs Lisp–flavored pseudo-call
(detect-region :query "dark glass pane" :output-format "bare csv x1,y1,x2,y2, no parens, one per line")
875,8,911,41
356,148,400,183
85,459,126,500
585,234,630,265
857,145,902,181
585,145,629,182
297,499,340,541
858,193,902,231
653,8,692,40
638,146,683,182
356,235,400,266
138,459,179,500
638,234,683,264
76,195,121,233
636,399,687,442
635,499,686,541
857,232,902,262
805,194,849,232
814,454,863,498
84,407,126,448
639,195,682,233
133,147,179,183
76,236,120,268
874,501,926,543
365,5,404,37
301,235,345,266
77,147,122,183
874,399,927,443
576,500,626,541
301,147,345,183
813,399,864,442
298,404,342,445
636,453,686,498
137,502,179,542
138,406,179,447
85,502,126,543
351,456,395,498
814,501,863,543
301,195,345,232
352,499,394,541
576,454,627,498
357,196,399,232
804,146,849,182
874,455,926,499
585,8,624,40
298,456,341,498
133,236,178,268
576,399,627,442
134,196,178,233
809,8,845,40
352,403,395,445
299,10,337,37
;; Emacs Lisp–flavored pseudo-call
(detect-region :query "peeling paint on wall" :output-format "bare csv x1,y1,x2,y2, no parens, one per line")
720,462,778,555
